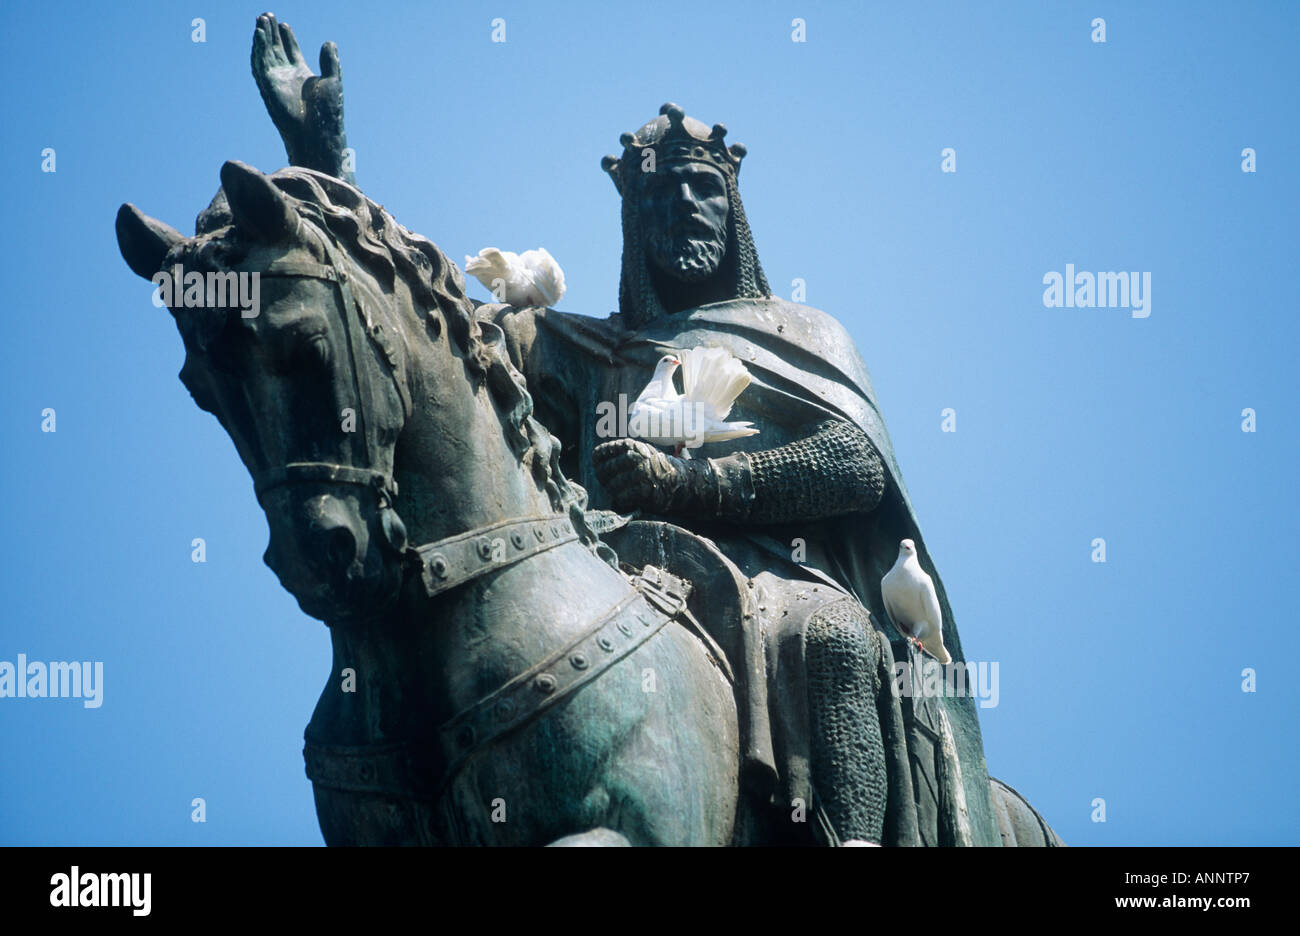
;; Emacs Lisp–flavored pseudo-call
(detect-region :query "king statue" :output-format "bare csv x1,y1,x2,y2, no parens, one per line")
242,12,1059,846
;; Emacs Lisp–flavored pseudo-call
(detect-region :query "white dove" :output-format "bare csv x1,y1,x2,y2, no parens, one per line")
463,247,566,308
881,539,952,664
628,347,759,457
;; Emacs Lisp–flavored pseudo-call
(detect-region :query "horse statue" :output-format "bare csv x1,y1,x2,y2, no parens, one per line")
115,161,1062,846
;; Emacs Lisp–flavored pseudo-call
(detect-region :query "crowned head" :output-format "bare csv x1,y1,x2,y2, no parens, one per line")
602,103,769,326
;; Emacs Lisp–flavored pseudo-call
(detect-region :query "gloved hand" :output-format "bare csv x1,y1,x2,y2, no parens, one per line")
592,439,718,515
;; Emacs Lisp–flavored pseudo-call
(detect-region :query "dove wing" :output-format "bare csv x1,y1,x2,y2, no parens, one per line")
520,248,566,307
464,247,507,279
629,399,687,446
916,571,943,639
881,570,906,633
681,347,752,421
464,248,523,299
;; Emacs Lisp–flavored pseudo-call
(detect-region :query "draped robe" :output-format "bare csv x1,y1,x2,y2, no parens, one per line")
484,297,1000,846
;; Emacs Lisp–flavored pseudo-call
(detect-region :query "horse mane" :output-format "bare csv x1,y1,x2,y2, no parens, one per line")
184,167,604,547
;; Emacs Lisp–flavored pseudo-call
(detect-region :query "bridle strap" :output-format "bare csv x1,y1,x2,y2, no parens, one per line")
255,462,397,507
261,258,341,282
251,232,409,508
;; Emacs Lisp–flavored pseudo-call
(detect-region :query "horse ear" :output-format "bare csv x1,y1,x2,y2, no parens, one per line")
220,160,297,243
115,203,185,280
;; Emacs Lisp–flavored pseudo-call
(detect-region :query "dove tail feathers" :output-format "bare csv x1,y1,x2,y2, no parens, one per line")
464,248,508,283
699,422,760,443
681,346,752,420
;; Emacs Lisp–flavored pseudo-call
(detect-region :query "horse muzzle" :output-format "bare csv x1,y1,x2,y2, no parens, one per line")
261,486,406,624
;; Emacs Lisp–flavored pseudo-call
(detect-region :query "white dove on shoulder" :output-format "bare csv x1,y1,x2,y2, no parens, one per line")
463,247,566,309
627,346,759,458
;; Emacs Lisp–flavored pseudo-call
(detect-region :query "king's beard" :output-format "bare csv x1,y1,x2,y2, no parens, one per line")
646,226,727,283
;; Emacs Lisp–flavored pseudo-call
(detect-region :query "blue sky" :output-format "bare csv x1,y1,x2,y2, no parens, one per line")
1,0,1296,845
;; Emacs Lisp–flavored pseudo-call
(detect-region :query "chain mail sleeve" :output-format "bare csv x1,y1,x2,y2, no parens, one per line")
703,418,886,524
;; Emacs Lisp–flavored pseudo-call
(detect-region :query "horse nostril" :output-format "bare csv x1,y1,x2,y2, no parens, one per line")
324,526,357,570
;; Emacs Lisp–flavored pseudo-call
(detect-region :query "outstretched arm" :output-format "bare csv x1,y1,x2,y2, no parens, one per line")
251,13,354,186
593,418,886,523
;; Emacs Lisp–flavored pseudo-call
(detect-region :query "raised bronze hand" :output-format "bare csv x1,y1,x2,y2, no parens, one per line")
251,13,354,185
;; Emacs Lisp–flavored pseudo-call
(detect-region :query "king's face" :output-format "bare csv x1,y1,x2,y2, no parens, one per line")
640,161,730,283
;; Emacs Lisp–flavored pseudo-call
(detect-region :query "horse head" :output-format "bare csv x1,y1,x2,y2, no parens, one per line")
116,161,434,622
117,161,592,625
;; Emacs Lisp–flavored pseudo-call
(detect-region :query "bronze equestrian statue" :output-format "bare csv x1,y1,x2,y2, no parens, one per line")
113,13,1061,846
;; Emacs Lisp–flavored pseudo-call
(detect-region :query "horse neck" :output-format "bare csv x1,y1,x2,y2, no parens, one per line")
391,318,557,548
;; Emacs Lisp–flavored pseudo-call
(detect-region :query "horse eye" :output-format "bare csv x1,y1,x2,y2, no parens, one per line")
298,333,332,371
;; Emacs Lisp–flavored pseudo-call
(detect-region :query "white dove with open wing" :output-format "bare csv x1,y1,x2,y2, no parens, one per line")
463,247,566,308
881,538,952,664
628,347,759,457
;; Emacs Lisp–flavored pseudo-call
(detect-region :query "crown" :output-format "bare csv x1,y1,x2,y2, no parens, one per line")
602,102,748,195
